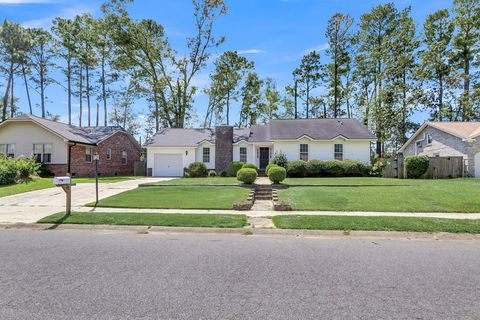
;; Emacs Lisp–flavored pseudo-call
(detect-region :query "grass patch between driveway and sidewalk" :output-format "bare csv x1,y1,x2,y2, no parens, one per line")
0,178,54,198
88,186,251,209
38,212,247,228
143,177,240,186
73,176,136,183
272,215,480,234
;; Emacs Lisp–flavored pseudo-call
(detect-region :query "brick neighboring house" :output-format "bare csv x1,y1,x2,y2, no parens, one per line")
0,114,142,177
399,121,480,178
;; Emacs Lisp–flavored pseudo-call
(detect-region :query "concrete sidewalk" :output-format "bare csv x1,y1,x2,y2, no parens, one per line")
0,178,172,224
74,206,480,220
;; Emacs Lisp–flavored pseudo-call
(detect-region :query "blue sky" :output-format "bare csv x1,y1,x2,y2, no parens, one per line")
0,0,453,134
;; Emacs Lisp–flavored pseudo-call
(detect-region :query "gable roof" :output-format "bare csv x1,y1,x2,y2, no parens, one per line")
399,121,480,153
145,118,375,147
0,114,138,147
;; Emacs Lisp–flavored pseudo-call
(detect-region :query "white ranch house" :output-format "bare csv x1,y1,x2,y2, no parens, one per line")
145,118,375,177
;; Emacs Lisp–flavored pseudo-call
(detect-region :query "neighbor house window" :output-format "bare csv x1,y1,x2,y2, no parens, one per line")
299,144,309,161
106,148,112,160
85,146,93,163
427,134,433,144
122,151,128,164
33,144,52,163
202,147,210,163
334,144,344,161
240,147,247,163
0,144,15,158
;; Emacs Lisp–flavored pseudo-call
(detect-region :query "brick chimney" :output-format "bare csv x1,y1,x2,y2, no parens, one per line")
215,125,233,174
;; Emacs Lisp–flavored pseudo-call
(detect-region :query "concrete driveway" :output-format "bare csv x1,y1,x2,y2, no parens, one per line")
0,178,172,224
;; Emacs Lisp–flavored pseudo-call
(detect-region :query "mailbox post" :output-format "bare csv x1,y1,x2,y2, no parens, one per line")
53,176,76,215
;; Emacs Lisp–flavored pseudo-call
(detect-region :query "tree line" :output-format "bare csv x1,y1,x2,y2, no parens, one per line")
0,0,478,156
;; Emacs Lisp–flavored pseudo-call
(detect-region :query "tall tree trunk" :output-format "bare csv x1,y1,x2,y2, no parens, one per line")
22,64,32,115
226,90,230,125
86,64,91,126
153,86,159,131
462,49,470,120
96,102,99,127
79,65,83,127
102,56,107,126
438,73,444,121
294,80,298,119
40,66,45,118
67,59,72,125
2,63,13,122
10,73,14,118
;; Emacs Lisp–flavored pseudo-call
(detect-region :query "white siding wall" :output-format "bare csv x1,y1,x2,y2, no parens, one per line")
0,121,68,163
195,142,215,169
273,138,371,163
146,146,196,172
233,142,255,164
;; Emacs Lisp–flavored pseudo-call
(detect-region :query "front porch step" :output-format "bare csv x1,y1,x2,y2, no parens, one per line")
254,184,273,201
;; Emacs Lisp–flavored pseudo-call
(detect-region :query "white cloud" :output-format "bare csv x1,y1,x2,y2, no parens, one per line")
238,49,264,55
0,0,55,4
303,43,330,55
22,4,96,28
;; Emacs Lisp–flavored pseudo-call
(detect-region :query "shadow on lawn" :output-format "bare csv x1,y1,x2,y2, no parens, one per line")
45,214,71,230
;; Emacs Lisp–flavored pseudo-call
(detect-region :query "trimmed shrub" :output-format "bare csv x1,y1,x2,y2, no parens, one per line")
0,160,17,185
343,160,369,177
208,170,217,177
188,162,208,177
15,157,40,180
268,166,286,184
242,163,258,171
266,163,280,175
405,155,429,178
305,160,325,177
220,171,228,177
322,160,345,177
0,155,40,185
286,160,307,177
184,172,191,178
228,161,245,177
237,168,258,184
271,151,288,168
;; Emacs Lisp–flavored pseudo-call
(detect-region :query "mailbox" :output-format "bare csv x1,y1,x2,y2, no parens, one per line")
53,176,72,186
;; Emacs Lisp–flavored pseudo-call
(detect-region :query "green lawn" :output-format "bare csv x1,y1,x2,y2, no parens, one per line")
283,177,412,185
0,178,54,198
148,177,240,185
74,176,136,183
272,215,480,233
38,212,247,228
278,178,480,213
90,186,251,209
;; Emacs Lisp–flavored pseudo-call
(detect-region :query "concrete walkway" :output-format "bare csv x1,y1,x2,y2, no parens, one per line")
73,206,480,220
0,177,172,224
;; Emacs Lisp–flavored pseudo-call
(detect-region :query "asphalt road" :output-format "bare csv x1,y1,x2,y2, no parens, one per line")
1,230,479,320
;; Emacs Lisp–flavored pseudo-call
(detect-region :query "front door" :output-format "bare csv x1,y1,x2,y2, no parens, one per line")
259,147,270,170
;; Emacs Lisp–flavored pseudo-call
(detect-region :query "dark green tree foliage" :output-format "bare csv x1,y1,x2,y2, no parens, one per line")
240,72,263,126
324,13,354,118
293,50,322,118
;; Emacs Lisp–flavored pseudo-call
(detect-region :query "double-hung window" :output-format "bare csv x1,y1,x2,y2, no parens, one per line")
122,151,128,164
202,147,210,163
334,144,344,161
85,146,93,163
33,143,52,163
0,144,15,158
427,134,433,145
299,144,309,161
240,147,247,163
106,148,112,160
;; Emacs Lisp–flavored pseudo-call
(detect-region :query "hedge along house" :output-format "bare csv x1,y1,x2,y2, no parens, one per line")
0,114,142,177
399,121,480,178
145,118,375,177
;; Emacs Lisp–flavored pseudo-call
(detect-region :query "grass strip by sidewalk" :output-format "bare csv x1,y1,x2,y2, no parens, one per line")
38,212,247,228
272,215,480,234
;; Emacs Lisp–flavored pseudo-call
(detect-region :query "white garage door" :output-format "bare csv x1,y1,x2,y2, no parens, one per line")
154,154,183,177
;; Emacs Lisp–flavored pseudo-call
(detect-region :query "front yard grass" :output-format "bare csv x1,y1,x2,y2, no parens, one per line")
89,186,251,209
272,215,480,233
38,212,247,228
278,178,480,213
0,178,54,198
149,177,239,185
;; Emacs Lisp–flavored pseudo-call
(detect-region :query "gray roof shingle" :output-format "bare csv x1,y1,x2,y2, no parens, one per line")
3,114,128,145
145,118,374,147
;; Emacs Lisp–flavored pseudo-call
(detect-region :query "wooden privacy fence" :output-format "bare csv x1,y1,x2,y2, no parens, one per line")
383,156,464,179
